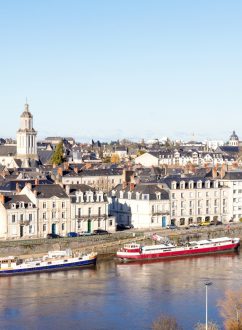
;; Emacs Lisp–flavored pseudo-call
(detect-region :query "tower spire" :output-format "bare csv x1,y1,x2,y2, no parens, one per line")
24,98,29,112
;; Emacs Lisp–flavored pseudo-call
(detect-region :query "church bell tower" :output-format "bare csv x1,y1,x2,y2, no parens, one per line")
16,103,38,164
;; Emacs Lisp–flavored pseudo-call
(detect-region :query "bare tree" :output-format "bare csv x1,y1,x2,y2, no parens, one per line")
217,288,242,330
194,321,219,330
152,314,183,330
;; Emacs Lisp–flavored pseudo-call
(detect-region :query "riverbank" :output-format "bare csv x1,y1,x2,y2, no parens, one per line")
0,223,241,259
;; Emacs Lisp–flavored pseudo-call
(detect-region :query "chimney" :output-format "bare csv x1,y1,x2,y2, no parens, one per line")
0,194,5,204
65,185,70,195
212,167,217,179
74,167,78,174
220,163,227,179
57,167,63,176
16,183,21,193
64,162,69,171
33,190,37,197
27,182,32,190
35,178,39,186
129,182,135,191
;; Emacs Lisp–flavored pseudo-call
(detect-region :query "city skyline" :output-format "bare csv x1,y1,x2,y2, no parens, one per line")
1,1,241,141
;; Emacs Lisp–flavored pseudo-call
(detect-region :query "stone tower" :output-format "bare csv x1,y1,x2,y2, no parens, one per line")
16,103,38,165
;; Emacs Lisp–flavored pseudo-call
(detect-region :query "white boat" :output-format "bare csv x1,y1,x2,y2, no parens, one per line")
117,237,240,261
0,250,97,276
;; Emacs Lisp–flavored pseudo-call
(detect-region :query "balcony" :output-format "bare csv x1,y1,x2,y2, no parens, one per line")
19,220,30,226
76,214,108,220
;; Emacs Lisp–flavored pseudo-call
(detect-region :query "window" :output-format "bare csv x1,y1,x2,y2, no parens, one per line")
12,214,16,223
172,193,175,199
143,194,149,200
206,192,209,197
52,202,56,208
189,209,192,215
52,211,56,219
181,193,184,199
62,212,65,219
206,200,209,207
62,223,65,230
88,207,91,216
78,208,81,217
180,218,185,225
98,207,101,217
189,192,193,198
43,202,46,208
20,214,23,221
29,225,33,234
109,219,113,226
98,219,101,227
62,202,65,208
43,224,47,231
29,214,32,221
77,221,81,229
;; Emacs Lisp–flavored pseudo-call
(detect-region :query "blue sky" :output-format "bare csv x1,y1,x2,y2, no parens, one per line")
0,0,241,142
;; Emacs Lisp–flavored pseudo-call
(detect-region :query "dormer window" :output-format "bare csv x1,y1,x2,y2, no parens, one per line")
180,181,185,189
128,192,132,200
136,192,140,200
213,180,218,188
171,181,177,190
28,203,32,208
11,203,16,209
197,180,202,189
189,181,194,189
156,193,161,200
205,181,210,189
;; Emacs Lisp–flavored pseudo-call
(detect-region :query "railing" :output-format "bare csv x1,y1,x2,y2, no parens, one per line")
19,220,30,226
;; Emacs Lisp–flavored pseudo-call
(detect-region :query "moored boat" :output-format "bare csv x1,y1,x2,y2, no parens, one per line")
0,250,97,276
117,237,240,261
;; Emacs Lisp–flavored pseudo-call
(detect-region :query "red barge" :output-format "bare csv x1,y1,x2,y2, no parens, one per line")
117,237,240,261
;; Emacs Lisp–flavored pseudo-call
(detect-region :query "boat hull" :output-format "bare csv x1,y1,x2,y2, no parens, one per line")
0,257,97,276
117,242,240,261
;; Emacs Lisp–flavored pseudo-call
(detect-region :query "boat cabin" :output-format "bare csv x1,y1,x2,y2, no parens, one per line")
0,256,17,270
122,243,141,253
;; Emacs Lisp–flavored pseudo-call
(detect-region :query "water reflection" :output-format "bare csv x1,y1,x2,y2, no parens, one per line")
0,252,241,330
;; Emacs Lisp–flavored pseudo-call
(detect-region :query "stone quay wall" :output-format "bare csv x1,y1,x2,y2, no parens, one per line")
0,224,241,259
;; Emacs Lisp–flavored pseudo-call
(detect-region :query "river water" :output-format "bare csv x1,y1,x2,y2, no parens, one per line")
0,252,241,330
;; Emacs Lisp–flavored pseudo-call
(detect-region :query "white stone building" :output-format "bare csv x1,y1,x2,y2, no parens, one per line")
20,184,71,237
68,184,116,233
109,183,170,229
0,194,38,239
163,177,230,226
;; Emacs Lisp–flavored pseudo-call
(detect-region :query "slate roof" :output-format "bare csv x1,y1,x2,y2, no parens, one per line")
0,179,52,192
113,183,169,200
4,195,34,209
38,150,54,165
33,184,68,199
0,145,17,156
63,168,123,177
68,184,108,202
222,171,242,180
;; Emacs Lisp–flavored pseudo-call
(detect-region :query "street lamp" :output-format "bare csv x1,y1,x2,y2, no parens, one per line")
205,281,213,330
